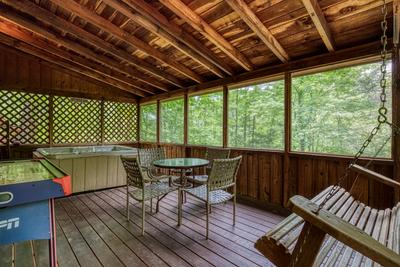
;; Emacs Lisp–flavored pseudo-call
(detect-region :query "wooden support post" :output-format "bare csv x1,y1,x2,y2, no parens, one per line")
137,102,141,145
393,42,400,202
394,0,400,45
49,95,54,147
393,1,400,201
100,98,105,145
5,119,10,159
283,72,292,206
183,93,191,157
289,222,326,266
183,93,188,145
156,100,160,145
223,85,228,148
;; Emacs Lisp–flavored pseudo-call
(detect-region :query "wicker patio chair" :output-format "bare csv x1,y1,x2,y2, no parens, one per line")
121,156,176,235
138,147,171,183
178,156,242,239
186,147,231,185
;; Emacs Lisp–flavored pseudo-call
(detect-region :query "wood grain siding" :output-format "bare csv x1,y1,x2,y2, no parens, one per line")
288,155,394,209
140,143,394,210
0,45,137,102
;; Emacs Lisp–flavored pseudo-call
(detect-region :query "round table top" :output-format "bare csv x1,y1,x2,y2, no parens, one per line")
153,158,209,169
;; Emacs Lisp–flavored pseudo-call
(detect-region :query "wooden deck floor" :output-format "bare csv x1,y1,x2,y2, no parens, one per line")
0,187,283,267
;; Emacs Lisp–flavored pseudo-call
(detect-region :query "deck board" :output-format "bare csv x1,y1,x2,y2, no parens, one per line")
0,187,283,266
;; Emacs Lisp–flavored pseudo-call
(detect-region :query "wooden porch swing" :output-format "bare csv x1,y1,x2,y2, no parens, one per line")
255,1,400,266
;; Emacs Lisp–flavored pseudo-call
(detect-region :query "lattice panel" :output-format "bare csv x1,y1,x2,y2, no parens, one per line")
0,90,49,145
104,101,138,143
53,96,101,144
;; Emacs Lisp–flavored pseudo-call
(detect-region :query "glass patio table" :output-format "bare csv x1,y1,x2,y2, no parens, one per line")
153,158,209,188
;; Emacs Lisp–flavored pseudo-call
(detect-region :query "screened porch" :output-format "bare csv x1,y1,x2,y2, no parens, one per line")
0,0,400,266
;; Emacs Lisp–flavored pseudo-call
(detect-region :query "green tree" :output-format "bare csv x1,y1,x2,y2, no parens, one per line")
188,91,223,146
292,61,392,157
140,103,157,142
160,98,184,143
228,80,284,149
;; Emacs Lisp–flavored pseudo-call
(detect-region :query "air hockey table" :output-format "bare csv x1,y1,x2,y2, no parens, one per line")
0,159,71,266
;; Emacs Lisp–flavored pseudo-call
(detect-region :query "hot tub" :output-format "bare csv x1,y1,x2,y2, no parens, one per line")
36,145,137,193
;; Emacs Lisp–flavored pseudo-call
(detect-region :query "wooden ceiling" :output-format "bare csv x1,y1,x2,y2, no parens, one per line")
0,0,394,100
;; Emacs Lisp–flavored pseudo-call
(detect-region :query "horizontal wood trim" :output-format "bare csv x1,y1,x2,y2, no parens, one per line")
140,40,391,103
138,142,392,163
289,151,393,164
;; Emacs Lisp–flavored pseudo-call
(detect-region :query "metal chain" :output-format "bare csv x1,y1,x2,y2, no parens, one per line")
290,226,312,267
316,0,389,212
349,133,392,195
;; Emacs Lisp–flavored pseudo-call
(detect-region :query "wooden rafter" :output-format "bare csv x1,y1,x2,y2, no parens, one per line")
0,18,150,97
302,0,335,52
159,0,254,71
48,0,204,83
0,2,168,93
0,32,147,97
102,0,228,78
2,0,182,89
226,0,289,62
0,6,162,95
119,0,235,76
121,0,234,76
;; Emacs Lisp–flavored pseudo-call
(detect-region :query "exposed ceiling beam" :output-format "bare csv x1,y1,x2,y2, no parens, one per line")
159,0,254,71
102,0,227,78
49,0,204,83
0,32,147,97
0,6,163,95
301,0,335,52
112,0,235,77
225,0,289,63
2,0,182,89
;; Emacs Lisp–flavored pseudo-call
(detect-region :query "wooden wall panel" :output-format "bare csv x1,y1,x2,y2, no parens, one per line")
289,154,394,209
0,46,136,102
139,143,394,210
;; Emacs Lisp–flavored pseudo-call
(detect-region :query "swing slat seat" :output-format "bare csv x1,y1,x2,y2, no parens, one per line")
255,167,400,267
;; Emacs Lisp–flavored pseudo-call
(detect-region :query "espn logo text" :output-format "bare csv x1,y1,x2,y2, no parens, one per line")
0,218,20,230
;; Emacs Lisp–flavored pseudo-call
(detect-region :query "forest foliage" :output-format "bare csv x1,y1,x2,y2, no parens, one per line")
140,61,392,158
161,98,184,144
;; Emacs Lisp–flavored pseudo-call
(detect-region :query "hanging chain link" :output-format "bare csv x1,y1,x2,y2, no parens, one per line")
316,0,389,212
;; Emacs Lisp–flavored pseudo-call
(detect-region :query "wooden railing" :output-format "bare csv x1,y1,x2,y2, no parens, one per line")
2,142,394,210
140,142,395,210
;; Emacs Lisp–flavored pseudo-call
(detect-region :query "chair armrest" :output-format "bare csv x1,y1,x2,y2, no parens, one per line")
288,195,400,267
140,165,149,171
350,164,400,189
